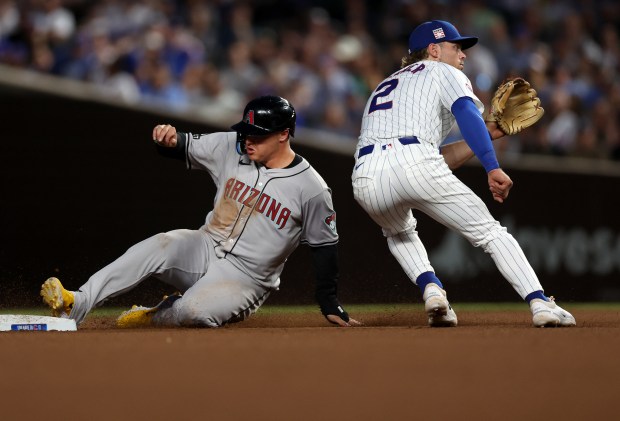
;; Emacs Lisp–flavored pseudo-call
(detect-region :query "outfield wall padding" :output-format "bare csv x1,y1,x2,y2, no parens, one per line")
2,86,619,307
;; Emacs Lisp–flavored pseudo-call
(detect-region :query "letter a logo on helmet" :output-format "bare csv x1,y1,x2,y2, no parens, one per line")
231,95,297,138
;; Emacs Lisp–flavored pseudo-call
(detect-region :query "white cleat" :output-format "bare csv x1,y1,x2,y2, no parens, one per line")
423,284,458,327
530,297,576,327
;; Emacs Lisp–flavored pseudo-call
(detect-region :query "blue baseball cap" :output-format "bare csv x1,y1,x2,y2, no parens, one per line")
408,20,478,54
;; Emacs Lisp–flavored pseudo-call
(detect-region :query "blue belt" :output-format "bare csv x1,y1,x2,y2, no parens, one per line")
358,136,419,159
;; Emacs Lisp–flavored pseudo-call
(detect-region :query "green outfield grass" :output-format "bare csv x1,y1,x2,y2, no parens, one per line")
2,302,619,316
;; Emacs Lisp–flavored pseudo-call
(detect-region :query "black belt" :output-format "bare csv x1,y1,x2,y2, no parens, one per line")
358,136,419,159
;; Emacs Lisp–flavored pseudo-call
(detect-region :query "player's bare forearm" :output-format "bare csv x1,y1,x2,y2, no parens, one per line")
153,124,178,147
440,140,475,170
441,122,505,170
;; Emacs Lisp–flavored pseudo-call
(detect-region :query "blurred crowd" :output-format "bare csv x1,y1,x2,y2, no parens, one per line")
1,0,619,160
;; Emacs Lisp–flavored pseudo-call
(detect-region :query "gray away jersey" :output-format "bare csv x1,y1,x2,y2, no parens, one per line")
185,132,338,286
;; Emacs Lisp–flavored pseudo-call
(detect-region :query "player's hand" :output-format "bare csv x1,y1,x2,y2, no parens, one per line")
486,121,506,141
326,314,362,327
487,168,513,203
153,124,177,147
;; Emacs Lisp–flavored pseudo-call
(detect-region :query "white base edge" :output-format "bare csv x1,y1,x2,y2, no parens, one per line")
0,315,77,331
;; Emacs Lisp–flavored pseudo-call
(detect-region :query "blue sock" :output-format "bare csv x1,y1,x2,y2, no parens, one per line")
416,271,443,294
525,290,549,304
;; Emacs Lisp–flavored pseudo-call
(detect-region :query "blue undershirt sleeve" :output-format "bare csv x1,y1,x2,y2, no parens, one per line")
451,97,499,172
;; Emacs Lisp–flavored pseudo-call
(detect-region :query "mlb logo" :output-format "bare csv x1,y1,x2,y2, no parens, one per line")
433,28,445,39
381,143,393,150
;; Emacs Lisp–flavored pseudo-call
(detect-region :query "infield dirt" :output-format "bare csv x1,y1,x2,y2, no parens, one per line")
1,308,618,421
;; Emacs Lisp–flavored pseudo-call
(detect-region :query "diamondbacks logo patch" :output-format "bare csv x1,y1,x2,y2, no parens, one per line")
324,212,337,234
244,110,255,125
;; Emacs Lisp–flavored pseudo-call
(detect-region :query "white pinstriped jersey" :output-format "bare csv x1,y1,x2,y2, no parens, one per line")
357,60,483,151
351,59,544,300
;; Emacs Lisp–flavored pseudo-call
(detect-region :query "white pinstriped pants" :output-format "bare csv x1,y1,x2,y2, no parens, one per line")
352,146,543,299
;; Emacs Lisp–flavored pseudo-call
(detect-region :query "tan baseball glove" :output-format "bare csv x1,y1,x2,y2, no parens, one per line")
485,77,544,135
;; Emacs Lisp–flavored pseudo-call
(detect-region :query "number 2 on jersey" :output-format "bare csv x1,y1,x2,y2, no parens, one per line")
368,79,398,113
368,64,426,114
368,79,398,114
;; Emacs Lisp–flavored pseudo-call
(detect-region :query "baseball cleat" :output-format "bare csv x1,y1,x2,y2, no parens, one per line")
428,305,458,327
40,277,74,317
530,297,576,327
423,284,458,327
116,292,182,328
116,305,157,328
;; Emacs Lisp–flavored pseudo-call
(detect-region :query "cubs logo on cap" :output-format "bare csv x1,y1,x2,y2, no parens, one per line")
408,20,478,54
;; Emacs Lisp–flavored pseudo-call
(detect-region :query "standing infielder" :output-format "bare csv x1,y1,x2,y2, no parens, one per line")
351,20,575,327
41,95,360,328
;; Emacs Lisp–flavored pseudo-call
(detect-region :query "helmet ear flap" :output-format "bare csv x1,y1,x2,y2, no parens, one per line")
236,132,247,155
286,110,296,137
